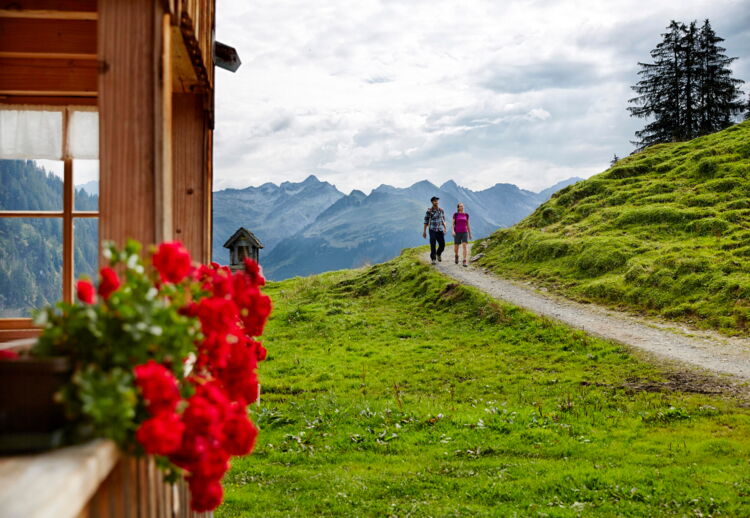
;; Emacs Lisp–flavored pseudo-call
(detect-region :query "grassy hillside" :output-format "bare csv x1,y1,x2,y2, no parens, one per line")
476,121,750,335
219,251,750,517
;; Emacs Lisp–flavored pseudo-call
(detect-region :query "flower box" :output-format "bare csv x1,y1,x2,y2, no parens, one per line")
0,356,72,453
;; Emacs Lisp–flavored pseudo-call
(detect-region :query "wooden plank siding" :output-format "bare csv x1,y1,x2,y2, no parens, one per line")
98,0,163,248
0,0,96,12
172,92,210,263
0,57,98,93
0,18,96,55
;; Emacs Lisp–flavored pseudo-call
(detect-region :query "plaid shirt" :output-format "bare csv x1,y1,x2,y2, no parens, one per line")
424,207,446,232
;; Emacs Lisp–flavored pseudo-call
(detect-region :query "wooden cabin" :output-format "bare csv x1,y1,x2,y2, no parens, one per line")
0,1,239,516
223,227,264,270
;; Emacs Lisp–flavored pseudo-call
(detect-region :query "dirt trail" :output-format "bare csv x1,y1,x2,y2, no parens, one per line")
423,244,750,381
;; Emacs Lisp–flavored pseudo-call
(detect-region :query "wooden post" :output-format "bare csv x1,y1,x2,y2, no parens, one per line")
98,0,168,249
172,92,210,262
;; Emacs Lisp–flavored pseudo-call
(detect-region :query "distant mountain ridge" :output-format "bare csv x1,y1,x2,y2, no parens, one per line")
212,175,344,264
212,175,581,280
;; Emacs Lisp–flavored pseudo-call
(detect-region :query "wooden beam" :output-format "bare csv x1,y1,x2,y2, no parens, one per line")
0,52,96,59
156,12,173,243
0,211,63,217
172,93,208,261
0,319,36,330
0,18,96,54
0,0,96,10
62,157,73,303
171,25,199,93
0,58,97,93
99,0,165,249
0,9,96,20
0,95,97,105
0,329,40,341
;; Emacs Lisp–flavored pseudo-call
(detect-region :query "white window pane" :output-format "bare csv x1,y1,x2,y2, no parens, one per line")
0,109,63,160
68,110,98,159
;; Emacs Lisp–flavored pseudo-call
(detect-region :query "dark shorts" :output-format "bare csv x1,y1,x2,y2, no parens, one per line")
454,232,469,244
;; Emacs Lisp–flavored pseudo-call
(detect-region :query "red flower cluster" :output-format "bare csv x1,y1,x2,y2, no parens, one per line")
132,247,271,512
98,267,121,299
152,241,193,284
0,349,18,360
77,279,96,304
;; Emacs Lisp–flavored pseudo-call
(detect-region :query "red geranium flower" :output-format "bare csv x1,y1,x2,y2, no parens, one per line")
189,441,230,480
152,241,193,284
188,477,223,512
97,267,121,299
76,280,96,304
197,297,239,336
183,395,222,436
135,413,185,455
134,360,181,415
243,258,266,286
223,406,258,455
0,349,18,360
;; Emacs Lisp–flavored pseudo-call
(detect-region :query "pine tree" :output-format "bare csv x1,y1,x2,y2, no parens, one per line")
628,19,745,150
696,20,745,134
610,154,620,166
628,21,685,149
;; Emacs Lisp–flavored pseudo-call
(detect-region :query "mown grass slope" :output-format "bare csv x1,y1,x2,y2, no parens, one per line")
218,252,750,517
475,121,750,335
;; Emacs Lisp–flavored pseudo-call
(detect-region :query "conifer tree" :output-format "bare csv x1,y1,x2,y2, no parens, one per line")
628,19,745,150
695,20,745,134
628,21,685,149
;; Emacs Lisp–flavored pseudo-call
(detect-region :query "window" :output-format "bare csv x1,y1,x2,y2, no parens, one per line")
0,107,99,329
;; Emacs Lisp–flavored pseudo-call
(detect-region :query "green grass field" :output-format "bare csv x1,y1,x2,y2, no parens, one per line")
218,252,750,517
475,121,750,336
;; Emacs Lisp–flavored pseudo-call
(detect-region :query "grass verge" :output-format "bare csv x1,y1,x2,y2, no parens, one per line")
218,251,750,517
475,121,750,336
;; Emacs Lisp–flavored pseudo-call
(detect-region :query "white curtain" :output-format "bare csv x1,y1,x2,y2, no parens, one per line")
68,110,99,159
0,109,63,159
0,108,99,160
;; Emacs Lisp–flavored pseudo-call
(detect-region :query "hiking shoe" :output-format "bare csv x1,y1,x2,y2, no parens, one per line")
431,259,437,265
437,254,442,262
454,255,459,264
462,260,467,267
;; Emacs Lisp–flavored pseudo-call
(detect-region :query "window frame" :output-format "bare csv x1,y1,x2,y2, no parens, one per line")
0,106,99,332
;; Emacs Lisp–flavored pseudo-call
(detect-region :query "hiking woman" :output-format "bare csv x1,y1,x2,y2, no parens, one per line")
452,202,472,266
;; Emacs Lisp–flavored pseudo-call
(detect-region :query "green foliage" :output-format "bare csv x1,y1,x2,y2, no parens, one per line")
33,241,200,444
476,121,750,335
628,20,746,149
73,365,138,445
219,252,750,517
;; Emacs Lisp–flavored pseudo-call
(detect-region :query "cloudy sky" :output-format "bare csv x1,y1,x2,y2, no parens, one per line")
213,0,750,194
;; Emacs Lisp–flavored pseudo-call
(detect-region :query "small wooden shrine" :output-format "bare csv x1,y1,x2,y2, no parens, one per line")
223,227,264,269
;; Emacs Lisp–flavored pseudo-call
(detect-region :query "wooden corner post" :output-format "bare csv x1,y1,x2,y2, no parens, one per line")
98,0,172,250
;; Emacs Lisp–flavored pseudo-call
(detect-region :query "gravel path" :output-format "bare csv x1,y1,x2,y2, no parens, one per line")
424,245,750,381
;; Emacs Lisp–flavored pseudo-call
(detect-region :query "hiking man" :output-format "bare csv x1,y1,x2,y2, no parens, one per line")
422,196,447,264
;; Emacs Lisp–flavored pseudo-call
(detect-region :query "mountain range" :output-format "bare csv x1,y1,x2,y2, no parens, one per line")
212,175,581,280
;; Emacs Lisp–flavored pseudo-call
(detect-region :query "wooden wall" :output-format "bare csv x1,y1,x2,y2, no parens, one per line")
98,0,162,248
98,0,213,260
172,93,211,264
84,456,213,518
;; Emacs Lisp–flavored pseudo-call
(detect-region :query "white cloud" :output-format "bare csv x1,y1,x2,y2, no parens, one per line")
213,0,749,193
